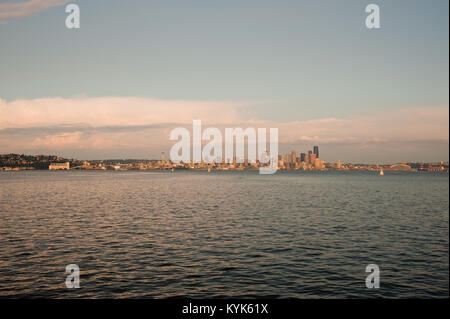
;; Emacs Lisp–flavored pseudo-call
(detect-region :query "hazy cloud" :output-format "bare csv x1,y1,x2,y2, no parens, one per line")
0,96,448,162
0,0,73,23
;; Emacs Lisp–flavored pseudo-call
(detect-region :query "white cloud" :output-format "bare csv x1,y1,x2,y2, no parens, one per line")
0,96,246,128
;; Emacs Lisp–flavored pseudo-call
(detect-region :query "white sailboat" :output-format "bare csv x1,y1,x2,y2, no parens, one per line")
379,168,384,176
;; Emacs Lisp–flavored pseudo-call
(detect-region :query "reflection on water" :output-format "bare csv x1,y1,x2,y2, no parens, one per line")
0,170,448,298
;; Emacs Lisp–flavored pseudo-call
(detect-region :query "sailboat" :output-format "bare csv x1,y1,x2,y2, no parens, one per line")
379,168,384,176
208,167,211,173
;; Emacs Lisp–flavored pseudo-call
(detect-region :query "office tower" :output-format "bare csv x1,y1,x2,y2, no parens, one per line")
314,158,321,169
313,146,319,159
291,150,296,164
309,154,316,165
285,154,291,164
300,153,306,163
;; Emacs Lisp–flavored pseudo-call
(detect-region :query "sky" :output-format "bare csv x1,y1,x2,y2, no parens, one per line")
0,0,448,163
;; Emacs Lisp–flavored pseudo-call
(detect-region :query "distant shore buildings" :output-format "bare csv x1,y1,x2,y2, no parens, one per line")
49,162,70,170
0,150,448,172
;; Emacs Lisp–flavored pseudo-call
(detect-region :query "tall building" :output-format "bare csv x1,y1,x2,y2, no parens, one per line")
291,150,296,164
285,154,291,164
313,146,319,159
314,158,321,169
300,153,306,162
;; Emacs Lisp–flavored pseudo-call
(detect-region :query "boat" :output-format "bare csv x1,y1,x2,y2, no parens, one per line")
379,168,384,176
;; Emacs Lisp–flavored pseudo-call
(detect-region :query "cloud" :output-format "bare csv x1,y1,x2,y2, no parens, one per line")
0,96,448,162
276,107,449,145
0,96,250,157
0,96,247,129
0,0,73,23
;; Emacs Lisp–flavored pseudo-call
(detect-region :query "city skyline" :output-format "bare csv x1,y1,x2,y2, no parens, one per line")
2,148,449,173
1,144,449,168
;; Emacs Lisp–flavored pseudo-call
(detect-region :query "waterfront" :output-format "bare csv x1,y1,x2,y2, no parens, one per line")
0,170,448,298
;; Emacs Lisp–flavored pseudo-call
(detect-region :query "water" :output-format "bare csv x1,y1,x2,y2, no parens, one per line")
0,170,448,298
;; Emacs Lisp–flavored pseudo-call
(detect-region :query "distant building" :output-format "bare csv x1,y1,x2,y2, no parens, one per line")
285,154,291,164
314,158,321,169
390,163,412,171
314,146,319,159
300,153,306,162
49,162,70,170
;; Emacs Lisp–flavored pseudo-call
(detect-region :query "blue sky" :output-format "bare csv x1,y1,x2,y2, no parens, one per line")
0,0,448,162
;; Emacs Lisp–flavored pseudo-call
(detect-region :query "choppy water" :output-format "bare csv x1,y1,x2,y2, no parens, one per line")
0,170,448,298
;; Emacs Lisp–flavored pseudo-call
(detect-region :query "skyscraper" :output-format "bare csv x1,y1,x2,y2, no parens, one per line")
300,153,306,163
291,150,296,164
285,154,291,164
314,158,321,169
313,146,319,159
